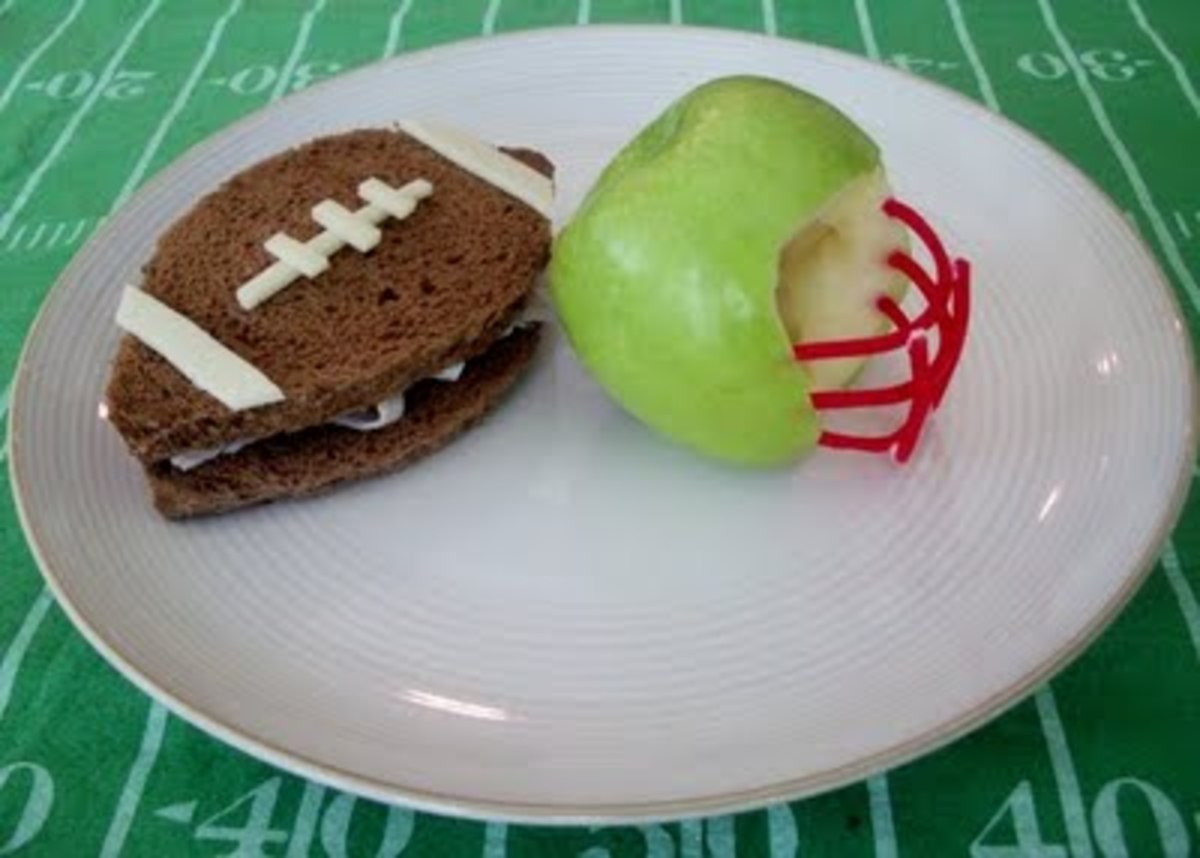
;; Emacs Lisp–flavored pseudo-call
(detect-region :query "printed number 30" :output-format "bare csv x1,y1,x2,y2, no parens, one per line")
1017,50,1149,82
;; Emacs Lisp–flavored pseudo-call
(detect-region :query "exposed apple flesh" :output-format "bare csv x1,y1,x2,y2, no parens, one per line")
777,168,909,391
549,75,910,466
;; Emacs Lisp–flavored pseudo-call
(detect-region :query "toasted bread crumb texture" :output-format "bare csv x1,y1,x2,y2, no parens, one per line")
104,129,553,461
147,326,540,518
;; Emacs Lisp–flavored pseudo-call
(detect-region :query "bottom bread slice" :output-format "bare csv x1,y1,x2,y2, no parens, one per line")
146,326,541,518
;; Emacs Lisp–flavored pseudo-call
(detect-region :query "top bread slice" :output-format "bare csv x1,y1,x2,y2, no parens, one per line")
103,128,554,463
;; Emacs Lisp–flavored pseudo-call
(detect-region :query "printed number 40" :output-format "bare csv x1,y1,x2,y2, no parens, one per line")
194,777,413,858
971,782,1067,858
972,779,1192,857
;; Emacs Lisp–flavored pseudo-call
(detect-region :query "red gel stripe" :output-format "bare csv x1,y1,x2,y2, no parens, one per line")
812,379,916,409
817,430,895,453
932,259,971,408
796,197,970,463
883,197,954,287
876,295,910,331
893,336,933,463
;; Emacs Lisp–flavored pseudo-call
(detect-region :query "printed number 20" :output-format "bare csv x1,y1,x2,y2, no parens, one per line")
0,763,54,855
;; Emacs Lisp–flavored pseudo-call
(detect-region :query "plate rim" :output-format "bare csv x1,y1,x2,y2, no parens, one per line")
8,23,1199,824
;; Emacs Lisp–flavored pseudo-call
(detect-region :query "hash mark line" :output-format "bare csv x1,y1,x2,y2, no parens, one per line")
99,703,169,858
577,0,590,26
1035,686,1095,858
867,774,898,858
382,0,416,58
853,0,881,61
1035,0,1200,317
1127,0,1200,119
945,0,999,111
0,0,162,244
761,0,777,36
112,0,243,212
1162,540,1200,662
669,0,682,25
0,589,53,722
0,0,88,114
271,0,327,102
0,379,9,463
482,0,501,35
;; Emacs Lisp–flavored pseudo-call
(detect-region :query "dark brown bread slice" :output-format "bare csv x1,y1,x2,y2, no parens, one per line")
146,325,540,518
104,128,553,463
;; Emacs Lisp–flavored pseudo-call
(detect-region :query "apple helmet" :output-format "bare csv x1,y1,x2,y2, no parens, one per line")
550,75,969,465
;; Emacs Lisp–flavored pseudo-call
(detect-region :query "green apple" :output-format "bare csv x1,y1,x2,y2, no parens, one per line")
549,75,909,466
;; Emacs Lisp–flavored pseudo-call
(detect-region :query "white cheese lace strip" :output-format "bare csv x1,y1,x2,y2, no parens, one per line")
264,232,329,278
311,200,382,252
237,177,434,311
396,120,554,219
116,286,284,411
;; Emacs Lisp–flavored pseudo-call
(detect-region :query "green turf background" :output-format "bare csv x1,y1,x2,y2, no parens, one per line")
2,1,1199,855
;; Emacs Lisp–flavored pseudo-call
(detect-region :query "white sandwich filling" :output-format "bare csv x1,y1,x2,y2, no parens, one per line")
163,299,549,472
167,360,464,471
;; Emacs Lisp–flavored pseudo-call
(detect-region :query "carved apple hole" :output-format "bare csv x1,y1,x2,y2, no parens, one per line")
777,220,836,347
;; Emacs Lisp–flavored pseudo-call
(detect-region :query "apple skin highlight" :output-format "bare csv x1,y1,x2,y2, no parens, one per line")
549,75,907,466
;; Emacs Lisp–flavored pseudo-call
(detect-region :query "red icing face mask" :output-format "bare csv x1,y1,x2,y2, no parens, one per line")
792,199,971,463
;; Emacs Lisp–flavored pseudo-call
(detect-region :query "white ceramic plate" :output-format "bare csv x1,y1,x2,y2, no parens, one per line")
10,26,1196,823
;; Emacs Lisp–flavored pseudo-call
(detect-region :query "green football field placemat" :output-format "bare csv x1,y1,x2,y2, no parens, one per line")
2,1,1199,855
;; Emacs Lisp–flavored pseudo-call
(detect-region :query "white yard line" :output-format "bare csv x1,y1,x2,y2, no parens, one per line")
482,822,507,858
0,0,16,17
382,0,416,58
576,0,590,26
669,0,682,26
945,0,999,111
111,0,243,211
482,0,502,35
270,0,327,102
767,804,799,857
761,0,777,36
867,774,899,858
1162,539,1200,662
0,0,88,114
1036,0,1200,316
0,0,162,244
853,0,881,61
1127,0,1200,119
1035,686,1095,858
99,703,169,858
0,588,53,722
